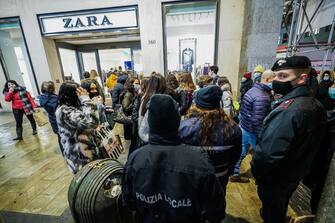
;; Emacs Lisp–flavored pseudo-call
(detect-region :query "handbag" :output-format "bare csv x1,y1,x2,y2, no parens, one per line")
34,108,49,127
113,104,132,125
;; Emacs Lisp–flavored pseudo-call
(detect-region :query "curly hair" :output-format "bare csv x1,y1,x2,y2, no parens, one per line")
186,104,235,146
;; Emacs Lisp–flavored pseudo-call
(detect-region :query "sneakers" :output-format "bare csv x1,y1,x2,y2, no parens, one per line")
230,175,250,183
13,137,23,141
32,130,37,135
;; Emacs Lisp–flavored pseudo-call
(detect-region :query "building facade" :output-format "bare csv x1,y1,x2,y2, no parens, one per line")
0,0,246,104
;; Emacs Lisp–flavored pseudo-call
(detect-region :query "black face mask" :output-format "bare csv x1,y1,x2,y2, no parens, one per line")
272,80,293,95
89,92,100,99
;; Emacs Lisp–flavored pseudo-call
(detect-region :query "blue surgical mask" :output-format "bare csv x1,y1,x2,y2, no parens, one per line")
267,82,273,90
324,76,330,81
253,72,262,82
329,88,335,100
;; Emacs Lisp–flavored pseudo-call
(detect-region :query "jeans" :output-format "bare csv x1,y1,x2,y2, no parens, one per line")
233,127,256,176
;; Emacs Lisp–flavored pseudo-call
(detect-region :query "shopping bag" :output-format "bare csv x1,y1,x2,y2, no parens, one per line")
96,127,124,160
34,108,49,127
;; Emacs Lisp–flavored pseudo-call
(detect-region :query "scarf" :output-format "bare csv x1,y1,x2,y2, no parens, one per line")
16,87,34,115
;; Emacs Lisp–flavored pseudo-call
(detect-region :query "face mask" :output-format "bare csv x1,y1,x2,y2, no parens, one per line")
272,75,301,95
323,76,330,81
241,77,247,82
272,80,293,95
267,82,273,90
89,92,100,99
253,72,262,82
329,88,335,100
134,84,140,92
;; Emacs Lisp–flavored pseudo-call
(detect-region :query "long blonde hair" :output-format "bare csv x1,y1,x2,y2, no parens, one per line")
90,69,99,78
178,72,196,92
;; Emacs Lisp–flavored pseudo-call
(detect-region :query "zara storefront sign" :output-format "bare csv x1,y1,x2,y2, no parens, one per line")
37,7,138,36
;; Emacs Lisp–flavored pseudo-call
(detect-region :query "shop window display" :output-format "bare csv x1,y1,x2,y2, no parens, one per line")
163,1,218,79
0,18,37,96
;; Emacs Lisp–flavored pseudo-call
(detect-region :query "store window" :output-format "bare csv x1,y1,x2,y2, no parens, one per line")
133,49,142,74
163,1,218,78
0,18,38,96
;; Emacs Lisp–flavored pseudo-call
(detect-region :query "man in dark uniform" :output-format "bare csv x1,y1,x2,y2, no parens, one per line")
251,56,327,223
122,94,226,223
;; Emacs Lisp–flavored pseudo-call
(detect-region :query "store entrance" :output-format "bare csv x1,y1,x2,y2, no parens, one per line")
57,41,142,88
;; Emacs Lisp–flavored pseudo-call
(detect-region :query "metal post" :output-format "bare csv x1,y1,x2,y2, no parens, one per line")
322,12,335,71
287,0,300,57
294,0,304,46
330,50,335,71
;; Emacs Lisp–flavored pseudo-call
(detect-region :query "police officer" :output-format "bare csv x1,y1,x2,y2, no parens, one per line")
251,56,327,223
122,94,226,223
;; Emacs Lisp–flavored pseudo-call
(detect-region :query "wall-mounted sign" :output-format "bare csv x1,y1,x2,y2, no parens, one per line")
37,7,138,36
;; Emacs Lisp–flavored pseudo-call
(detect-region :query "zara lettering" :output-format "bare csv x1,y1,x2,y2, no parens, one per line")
63,15,113,28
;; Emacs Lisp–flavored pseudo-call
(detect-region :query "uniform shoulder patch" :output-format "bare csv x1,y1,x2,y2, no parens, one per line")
279,99,294,109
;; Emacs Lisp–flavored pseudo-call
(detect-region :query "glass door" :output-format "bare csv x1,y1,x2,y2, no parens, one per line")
58,48,81,83
79,51,103,87
98,48,132,72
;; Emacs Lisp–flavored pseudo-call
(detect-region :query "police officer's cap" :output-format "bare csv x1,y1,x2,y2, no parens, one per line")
271,56,311,72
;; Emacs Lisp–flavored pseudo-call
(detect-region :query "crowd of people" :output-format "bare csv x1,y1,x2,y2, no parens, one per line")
2,57,335,223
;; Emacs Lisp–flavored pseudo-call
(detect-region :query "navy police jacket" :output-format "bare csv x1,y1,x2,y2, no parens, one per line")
251,85,327,185
122,135,226,223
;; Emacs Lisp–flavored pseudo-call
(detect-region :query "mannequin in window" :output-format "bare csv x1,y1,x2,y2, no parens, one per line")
182,48,194,72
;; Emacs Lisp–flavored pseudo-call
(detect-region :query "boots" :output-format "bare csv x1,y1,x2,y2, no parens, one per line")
13,126,23,141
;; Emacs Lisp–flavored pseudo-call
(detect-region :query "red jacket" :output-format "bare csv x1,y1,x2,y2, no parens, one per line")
5,91,36,110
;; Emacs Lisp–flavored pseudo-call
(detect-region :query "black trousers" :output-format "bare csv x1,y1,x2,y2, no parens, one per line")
257,181,299,223
13,109,36,137
123,124,132,140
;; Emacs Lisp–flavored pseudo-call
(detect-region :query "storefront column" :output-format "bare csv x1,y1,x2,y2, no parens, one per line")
138,0,165,75
244,0,284,72
217,0,245,97
42,38,63,91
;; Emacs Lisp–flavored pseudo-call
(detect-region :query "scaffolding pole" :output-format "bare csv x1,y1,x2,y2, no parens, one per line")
322,13,335,71
284,0,334,70
286,0,300,57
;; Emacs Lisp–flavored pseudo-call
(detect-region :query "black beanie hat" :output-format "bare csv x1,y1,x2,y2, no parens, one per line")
195,85,222,109
147,94,181,135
